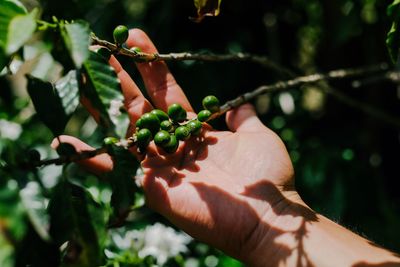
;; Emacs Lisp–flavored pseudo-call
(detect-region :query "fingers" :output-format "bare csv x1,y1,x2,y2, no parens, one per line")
126,29,193,112
108,55,153,126
51,135,113,175
225,104,266,132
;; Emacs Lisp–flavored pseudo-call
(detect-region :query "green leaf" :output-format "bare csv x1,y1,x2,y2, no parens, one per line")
0,0,26,49
107,146,139,224
48,181,105,266
20,181,50,241
26,71,80,136
0,48,6,71
192,0,222,22
387,21,400,63
387,0,400,63
60,20,90,68
81,51,125,136
0,234,14,267
5,8,38,55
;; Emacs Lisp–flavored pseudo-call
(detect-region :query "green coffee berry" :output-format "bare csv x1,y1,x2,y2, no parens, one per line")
160,120,174,132
56,143,76,157
202,95,220,113
140,113,160,133
163,134,179,154
197,110,212,122
96,47,112,61
103,137,119,145
130,46,142,53
136,118,143,129
136,128,152,148
187,120,202,135
113,25,129,45
154,130,171,146
175,126,191,141
151,109,169,122
28,149,41,162
168,103,187,122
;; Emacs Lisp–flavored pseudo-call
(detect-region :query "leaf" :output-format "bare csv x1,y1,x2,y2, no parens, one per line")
20,181,51,241
191,0,222,22
387,21,400,63
387,0,400,63
26,71,80,136
5,8,38,55
0,48,6,71
0,0,26,49
81,51,125,136
60,20,90,68
48,181,105,266
106,146,139,224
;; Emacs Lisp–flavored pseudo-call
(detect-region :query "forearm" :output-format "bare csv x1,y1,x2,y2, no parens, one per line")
248,196,400,267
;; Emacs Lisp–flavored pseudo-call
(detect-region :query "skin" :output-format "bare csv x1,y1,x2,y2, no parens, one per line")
53,29,400,267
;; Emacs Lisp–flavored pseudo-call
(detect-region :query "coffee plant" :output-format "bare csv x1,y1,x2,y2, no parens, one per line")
1,0,400,266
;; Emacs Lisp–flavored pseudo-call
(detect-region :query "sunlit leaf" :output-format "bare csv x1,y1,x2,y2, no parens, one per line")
20,181,50,241
81,51,125,136
191,0,222,22
26,71,79,136
60,20,90,68
6,8,38,55
0,0,26,48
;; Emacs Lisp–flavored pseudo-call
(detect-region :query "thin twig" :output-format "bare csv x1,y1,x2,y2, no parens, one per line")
31,64,399,168
91,34,294,77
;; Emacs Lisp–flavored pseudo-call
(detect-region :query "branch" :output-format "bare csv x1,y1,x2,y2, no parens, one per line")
91,34,294,77
29,64,399,169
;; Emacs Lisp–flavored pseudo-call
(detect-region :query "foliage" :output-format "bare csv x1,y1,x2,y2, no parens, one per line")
0,0,400,266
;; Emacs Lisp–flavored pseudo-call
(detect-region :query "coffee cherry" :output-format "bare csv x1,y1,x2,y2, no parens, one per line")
151,109,169,122
187,120,202,135
162,134,178,154
96,47,112,61
113,25,129,45
160,120,174,132
202,95,220,113
197,110,212,122
103,137,119,145
135,118,143,129
130,46,142,53
28,149,41,162
168,104,187,122
140,113,160,133
175,126,191,141
136,128,152,148
154,130,171,146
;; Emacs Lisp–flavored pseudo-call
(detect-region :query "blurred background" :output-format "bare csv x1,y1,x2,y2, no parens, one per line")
1,0,400,265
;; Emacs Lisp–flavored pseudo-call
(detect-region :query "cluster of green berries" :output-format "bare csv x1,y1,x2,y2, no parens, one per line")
104,95,221,154
135,95,220,153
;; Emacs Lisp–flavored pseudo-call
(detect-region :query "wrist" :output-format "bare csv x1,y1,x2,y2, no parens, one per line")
243,190,315,267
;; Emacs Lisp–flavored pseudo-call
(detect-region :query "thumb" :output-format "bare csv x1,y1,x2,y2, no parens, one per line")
51,135,113,175
225,103,266,132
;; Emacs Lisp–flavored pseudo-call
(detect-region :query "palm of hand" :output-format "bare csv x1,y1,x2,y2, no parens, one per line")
141,127,294,257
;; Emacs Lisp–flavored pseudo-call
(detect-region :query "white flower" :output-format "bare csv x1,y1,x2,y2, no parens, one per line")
138,223,192,265
0,119,22,140
109,223,192,265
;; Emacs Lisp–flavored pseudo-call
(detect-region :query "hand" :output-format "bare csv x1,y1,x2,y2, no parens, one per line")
54,29,307,265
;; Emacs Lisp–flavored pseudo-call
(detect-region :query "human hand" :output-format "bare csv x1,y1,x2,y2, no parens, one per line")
55,29,306,265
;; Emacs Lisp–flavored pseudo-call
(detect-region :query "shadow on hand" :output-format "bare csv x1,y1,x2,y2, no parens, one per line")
191,180,318,267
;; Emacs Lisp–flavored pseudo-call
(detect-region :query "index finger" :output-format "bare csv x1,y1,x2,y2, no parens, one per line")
126,29,193,112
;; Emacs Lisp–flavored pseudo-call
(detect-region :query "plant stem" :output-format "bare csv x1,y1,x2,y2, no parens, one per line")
90,34,294,77
32,64,398,168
